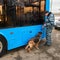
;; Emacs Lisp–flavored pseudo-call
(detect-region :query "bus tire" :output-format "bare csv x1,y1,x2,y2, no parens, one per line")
0,35,7,57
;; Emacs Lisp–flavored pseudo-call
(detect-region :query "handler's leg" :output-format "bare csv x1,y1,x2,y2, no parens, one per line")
46,28,52,46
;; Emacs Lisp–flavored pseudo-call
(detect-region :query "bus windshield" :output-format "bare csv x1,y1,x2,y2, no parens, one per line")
0,0,45,28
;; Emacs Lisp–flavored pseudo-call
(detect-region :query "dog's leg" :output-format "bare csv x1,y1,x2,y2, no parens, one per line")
25,45,29,50
25,45,31,52
39,39,46,46
35,41,40,49
27,48,31,52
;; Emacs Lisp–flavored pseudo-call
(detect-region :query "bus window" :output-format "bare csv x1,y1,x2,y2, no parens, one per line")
40,0,45,12
0,5,3,27
0,0,16,28
39,0,46,24
0,0,46,28
0,2,6,27
15,0,46,26
6,6,16,27
16,6,25,26
0,6,2,15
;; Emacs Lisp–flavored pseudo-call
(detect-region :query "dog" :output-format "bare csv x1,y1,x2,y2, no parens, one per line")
25,32,42,52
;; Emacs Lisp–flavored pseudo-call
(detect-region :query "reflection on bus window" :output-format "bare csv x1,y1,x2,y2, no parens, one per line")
0,5,2,15
0,5,4,27
41,0,45,12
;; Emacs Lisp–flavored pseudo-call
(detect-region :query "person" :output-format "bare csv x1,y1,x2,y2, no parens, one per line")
43,11,55,46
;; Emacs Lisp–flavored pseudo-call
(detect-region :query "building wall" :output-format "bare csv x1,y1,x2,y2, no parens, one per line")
50,0,60,14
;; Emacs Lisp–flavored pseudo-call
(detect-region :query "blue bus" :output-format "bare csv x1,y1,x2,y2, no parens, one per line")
0,0,50,56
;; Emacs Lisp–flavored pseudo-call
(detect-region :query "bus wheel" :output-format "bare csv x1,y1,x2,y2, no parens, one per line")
0,36,7,57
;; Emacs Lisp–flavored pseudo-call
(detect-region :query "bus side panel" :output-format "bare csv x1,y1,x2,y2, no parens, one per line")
0,25,45,50
46,0,50,11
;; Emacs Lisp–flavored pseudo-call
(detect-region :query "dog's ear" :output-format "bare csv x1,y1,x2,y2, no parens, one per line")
38,32,42,35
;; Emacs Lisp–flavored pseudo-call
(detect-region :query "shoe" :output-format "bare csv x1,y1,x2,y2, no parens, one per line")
44,42,47,46
47,44,51,46
44,42,51,46
47,43,51,46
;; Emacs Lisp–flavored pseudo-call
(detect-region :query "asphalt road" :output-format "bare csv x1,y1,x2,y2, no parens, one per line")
0,29,60,60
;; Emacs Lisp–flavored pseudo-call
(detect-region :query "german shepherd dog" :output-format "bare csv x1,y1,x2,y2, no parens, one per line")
25,32,42,52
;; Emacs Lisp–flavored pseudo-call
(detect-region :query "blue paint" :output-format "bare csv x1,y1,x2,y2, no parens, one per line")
46,0,50,11
0,25,46,50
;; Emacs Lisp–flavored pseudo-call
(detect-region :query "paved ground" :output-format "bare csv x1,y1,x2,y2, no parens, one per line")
0,29,60,60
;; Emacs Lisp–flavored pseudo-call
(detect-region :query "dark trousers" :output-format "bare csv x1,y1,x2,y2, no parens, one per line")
46,26,52,45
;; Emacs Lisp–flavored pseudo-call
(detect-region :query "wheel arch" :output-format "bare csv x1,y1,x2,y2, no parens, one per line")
0,34,8,49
